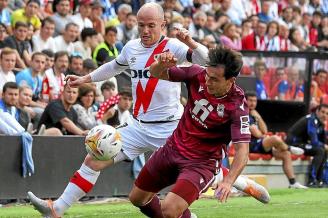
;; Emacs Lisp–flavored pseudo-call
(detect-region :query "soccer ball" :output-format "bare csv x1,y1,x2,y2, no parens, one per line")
85,125,122,161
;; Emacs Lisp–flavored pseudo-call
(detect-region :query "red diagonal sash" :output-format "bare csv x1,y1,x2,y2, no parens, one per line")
133,38,169,117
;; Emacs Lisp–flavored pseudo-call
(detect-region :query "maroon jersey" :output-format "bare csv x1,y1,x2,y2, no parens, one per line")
167,64,251,160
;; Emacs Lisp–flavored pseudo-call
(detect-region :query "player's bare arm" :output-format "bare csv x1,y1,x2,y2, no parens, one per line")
65,74,92,88
175,27,198,49
215,142,249,203
149,52,177,80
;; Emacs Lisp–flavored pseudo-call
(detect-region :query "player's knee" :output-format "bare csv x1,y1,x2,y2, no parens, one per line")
161,202,182,218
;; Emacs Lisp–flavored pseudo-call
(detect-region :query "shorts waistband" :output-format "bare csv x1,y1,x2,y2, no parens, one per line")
133,116,179,124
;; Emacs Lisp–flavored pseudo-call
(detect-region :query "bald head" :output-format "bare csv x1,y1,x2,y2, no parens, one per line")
137,3,164,21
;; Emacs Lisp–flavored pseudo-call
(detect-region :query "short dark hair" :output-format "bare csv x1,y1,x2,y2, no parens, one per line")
65,22,78,31
317,104,328,111
105,26,117,35
316,68,327,75
206,46,243,79
42,49,55,58
3,82,18,93
245,91,257,99
14,21,28,29
81,28,98,42
119,87,132,97
41,17,55,28
54,51,69,62
31,52,46,60
101,81,115,92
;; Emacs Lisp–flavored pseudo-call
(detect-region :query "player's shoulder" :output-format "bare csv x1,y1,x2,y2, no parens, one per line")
166,37,187,48
124,38,141,48
228,84,246,107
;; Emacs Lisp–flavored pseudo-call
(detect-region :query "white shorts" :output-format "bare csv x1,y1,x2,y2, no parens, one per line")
117,117,179,160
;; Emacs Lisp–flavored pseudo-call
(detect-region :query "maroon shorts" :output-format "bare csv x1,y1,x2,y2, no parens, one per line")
135,145,218,205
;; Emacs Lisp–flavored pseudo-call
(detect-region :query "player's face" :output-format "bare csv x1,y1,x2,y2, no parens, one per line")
205,66,235,96
137,12,165,47
246,96,257,110
317,107,328,123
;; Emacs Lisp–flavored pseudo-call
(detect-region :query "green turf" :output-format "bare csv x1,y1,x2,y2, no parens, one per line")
1,189,328,218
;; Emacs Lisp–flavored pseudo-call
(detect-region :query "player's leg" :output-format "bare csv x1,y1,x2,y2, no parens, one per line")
28,121,147,217
213,166,271,204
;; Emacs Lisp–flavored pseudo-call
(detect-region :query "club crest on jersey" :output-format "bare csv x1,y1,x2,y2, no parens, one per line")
217,104,225,117
129,57,136,64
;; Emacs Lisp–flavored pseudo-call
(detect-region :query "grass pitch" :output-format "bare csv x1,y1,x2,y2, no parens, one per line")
1,189,327,218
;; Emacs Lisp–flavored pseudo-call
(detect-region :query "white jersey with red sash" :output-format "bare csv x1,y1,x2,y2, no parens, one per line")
115,36,190,122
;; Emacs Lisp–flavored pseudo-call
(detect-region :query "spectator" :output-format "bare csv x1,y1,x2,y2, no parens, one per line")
42,51,68,102
41,49,55,70
18,85,37,128
242,21,267,50
0,82,30,129
0,48,16,95
92,26,119,66
309,11,322,47
0,0,11,30
11,0,41,30
254,59,268,100
73,27,99,60
269,67,288,100
258,0,273,23
0,23,8,48
201,34,217,49
68,53,83,76
3,21,30,68
54,22,79,54
280,6,294,28
15,52,46,104
68,0,93,32
38,84,88,135
241,19,253,38
317,16,328,50
188,11,207,40
286,104,328,187
89,0,105,35
116,13,138,45
103,87,132,126
307,0,322,15
51,0,71,36
312,69,328,103
220,23,241,50
73,84,98,130
107,4,132,27
26,23,34,53
278,21,291,51
279,67,304,101
32,17,56,52
289,27,313,51
246,91,307,189
265,20,280,51
100,80,117,101
203,12,221,42
82,58,97,75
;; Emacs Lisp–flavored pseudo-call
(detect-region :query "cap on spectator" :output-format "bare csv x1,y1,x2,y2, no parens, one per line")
79,0,93,5
91,0,102,8
27,0,41,6
83,59,97,70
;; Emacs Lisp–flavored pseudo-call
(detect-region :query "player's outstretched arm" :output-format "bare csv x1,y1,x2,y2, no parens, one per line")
150,52,177,80
214,142,249,203
176,27,208,65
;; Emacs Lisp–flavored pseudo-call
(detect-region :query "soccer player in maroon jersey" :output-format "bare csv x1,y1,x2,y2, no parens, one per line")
129,46,252,218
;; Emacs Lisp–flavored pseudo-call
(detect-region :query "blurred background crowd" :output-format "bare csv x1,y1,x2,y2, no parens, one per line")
0,0,327,136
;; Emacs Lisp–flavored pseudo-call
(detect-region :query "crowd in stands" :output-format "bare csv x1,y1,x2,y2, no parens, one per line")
0,0,327,186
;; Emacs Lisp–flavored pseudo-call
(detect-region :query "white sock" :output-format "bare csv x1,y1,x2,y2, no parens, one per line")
233,175,248,191
53,164,100,216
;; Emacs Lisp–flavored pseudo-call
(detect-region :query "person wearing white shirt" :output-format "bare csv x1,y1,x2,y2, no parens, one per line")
0,48,16,95
32,17,56,52
68,0,93,32
54,22,79,53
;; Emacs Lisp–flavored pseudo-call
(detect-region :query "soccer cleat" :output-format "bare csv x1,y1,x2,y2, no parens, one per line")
289,146,304,155
289,182,308,189
234,176,271,204
27,191,61,218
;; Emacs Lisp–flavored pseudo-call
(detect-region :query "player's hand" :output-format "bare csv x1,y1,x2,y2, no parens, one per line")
156,52,177,69
65,75,88,88
213,180,232,203
176,27,192,44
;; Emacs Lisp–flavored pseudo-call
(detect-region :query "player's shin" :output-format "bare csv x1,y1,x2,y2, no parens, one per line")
139,195,164,218
53,164,100,216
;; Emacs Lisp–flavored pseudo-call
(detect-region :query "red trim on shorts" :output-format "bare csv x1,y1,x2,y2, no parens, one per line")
221,166,229,177
70,172,93,193
171,179,199,205
135,166,162,193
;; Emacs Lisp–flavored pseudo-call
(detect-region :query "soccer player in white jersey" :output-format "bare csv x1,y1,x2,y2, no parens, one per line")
28,3,269,218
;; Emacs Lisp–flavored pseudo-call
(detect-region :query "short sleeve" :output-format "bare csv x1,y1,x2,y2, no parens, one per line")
115,42,129,66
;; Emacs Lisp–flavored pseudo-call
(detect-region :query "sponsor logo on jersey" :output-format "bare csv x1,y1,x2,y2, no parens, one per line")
217,104,225,117
240,115,250,134
128,69,151,79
